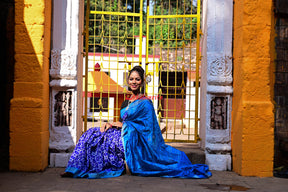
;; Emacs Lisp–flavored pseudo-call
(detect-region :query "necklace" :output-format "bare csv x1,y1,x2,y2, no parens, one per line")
127,94,144,109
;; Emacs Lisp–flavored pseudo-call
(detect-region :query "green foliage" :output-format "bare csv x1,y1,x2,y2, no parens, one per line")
149,5,197,48
84,0,198,53
85,0,133,52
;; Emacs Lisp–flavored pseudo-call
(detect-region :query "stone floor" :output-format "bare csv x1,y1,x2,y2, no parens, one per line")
0,168,287,192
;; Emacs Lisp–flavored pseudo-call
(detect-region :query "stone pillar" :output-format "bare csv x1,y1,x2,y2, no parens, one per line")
200,0,233,171
232,0,274,177
49,0,83,167
10,0,51,171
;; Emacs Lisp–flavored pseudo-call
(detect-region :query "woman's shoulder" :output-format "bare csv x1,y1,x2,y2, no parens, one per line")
139,96,154,106
140,95,152,101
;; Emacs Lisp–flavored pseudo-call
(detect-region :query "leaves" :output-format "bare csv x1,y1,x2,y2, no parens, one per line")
85,0,198,53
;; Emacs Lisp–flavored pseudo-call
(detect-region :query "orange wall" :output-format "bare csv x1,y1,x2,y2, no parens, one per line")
232,0,275,177
10,0,51,171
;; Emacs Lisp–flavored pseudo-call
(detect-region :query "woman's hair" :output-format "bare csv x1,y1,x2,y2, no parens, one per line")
128,66,145,93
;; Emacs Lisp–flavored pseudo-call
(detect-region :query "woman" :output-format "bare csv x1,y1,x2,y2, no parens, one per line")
61,66,212,179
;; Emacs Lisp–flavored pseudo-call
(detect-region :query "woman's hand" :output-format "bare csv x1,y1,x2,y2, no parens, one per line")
110,121,123,128
100,121,123,132
100,122,111,132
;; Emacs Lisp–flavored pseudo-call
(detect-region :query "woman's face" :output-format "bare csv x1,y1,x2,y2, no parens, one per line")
128,71,142,92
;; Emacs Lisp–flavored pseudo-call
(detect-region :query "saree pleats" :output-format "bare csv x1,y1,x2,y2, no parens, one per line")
121,98,212,178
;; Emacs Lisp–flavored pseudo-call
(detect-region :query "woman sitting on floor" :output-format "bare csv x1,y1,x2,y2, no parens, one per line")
61,66,212,179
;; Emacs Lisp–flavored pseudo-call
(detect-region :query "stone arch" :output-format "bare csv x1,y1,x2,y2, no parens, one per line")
48,0,234,171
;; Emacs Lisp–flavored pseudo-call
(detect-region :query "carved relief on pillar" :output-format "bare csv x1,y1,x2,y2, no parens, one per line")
210,96,228,130
49,89,76,154
207,54,233,85
51,89,74,128
209,55,232,77
205,54,233,170
53,91,73,127
50,49,77,79
205,93,232,171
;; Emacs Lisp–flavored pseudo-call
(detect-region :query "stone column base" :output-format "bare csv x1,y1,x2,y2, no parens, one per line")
49,153,72,167
206,153,231,171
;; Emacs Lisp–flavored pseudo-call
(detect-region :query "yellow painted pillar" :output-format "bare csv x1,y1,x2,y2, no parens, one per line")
232,0,275,177
10,0,51,171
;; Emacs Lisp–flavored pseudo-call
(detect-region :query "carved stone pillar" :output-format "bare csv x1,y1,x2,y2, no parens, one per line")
49,0,83,167
200,0,233,170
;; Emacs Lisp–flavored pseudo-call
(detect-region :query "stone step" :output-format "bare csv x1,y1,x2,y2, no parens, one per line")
166,142,206,164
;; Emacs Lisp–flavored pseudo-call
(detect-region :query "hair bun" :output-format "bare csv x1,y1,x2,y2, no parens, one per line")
133,66,144,73
129,66,145,80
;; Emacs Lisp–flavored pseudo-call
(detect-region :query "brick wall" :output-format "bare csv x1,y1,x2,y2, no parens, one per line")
274,0,288,169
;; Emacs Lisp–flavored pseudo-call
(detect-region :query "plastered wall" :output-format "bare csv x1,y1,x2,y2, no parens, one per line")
232,0,275,177
10,0,51,171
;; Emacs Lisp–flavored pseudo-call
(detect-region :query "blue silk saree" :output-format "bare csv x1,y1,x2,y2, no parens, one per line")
121,97,212,178
65,96,211,179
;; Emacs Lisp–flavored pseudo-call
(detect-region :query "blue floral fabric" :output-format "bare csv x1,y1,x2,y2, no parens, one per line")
65,127,125,178
121,97,212,179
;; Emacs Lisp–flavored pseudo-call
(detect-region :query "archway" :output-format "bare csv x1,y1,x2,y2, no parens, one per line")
49,0,234,171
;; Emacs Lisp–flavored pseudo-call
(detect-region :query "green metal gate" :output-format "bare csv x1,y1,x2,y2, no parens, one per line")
83,0,201,142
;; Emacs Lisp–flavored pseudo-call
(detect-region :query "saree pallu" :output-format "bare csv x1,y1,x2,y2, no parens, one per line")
121,97,212,178
65,127,125,178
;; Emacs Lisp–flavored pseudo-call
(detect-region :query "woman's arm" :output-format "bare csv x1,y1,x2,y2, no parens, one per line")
110,121,123,128
99,99,128,132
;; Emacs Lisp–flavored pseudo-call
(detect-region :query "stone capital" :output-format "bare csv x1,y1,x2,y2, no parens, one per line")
50,49,77,79
49,79,77,88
